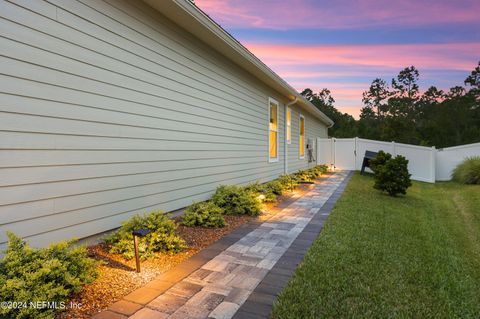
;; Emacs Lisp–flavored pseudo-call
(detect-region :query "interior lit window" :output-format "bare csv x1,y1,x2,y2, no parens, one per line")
286,108,291,144
269,99,278,162
299,115,305,158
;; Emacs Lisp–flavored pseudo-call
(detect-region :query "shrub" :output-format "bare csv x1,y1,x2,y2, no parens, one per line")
318,164,329,174
260,190,277,203
244,181,264,194
265,180,284,196
306,169,318,180
452,156,480,184
369,150,392,172
211,185,261,216
311,164,328,177
277,175,292,191
294,170,314,183
371,152,412,196
106,211,186,260
0,232,97,319
277,174,299,191
245,182,277,202
181,201,225,228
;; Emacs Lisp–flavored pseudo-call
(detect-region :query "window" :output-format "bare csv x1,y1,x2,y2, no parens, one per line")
268,98,279,162
299,115,305,159
286,107,291,144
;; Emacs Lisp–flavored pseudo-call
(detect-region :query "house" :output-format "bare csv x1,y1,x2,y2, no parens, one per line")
0,0,333,249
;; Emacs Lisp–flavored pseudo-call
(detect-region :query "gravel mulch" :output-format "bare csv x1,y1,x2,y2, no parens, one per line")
57,215,256,319
176,215,255,249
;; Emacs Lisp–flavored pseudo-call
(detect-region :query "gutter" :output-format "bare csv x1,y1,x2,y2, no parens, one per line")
284,97,298,174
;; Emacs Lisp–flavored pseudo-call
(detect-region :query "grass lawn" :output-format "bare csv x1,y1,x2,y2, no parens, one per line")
272,172,480,318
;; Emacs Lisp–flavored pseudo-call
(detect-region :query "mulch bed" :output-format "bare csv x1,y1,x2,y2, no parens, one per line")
57,215,256,319
57,182,320,319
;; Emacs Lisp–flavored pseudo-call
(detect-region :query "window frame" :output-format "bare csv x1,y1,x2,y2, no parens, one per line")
268,98,280,163
286,107,291,145
299,114,305,159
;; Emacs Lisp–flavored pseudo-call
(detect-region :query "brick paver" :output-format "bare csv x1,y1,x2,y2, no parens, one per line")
92,171,350,319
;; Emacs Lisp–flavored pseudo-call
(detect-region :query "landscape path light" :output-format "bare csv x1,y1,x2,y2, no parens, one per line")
132,229,151,273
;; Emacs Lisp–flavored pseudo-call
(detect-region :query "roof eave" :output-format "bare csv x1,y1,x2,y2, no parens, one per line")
141,0,334,127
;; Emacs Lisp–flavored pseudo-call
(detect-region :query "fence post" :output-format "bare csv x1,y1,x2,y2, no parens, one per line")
354,137,358,170
332,138,336,170
430,146,436,183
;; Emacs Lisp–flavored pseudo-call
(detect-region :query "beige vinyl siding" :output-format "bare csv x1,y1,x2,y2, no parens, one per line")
287,104,328,173
0,0,322,248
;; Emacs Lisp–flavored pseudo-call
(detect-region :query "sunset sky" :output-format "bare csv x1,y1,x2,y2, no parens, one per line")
195,0,480,118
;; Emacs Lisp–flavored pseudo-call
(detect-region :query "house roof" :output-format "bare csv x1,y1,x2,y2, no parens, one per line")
142,0,334,127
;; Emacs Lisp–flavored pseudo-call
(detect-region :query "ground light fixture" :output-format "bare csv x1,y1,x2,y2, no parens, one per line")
132,229,151,273
257,194,266,202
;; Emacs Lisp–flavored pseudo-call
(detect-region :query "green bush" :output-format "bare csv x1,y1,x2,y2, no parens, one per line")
294,170,315,183
181,201,225,228
265,180,284,196
318,164,329,174
452,156,480,184
371,151,412,196
311,164,328,177
245,182,277,202
369,150,392,172
211,185,261,216
244,181,264,194
106,211,186,260
277,174,300,191
0,232,97,319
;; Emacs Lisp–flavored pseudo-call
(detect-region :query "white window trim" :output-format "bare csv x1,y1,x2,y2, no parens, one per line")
286,107,291,145
299,114,305,159
268,97,279,163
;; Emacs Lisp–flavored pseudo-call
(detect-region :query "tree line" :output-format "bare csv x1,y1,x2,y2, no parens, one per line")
302,62,480,148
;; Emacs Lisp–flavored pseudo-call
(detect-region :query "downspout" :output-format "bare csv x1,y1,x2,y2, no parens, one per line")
284,97,298,174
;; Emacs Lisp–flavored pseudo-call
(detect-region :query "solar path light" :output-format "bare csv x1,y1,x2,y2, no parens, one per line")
132,229,151,273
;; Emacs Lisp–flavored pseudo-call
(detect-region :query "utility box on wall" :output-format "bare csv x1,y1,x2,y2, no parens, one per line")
307,138,316,163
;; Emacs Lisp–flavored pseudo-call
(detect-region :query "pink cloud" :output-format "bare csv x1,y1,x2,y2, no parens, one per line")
278,70,384,79
196,0,480,29
245,42,479,71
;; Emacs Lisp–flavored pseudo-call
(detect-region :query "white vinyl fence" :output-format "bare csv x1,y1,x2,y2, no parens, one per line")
317,138,480,183
436,142,480,181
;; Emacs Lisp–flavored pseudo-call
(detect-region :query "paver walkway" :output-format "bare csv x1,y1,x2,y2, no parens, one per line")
93,171,351,319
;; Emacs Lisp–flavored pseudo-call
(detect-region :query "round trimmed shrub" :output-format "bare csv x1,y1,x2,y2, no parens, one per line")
182,201,225,228
106,211,186,260
265,180,284,196
211,185,261,216
277,174,299,191
369,150,392,172
371,151,412,196
0,232,97,319
452,156,480,184
245,182,277,202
